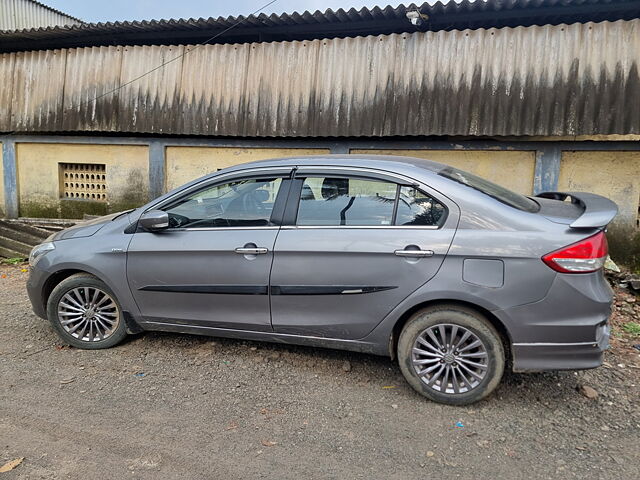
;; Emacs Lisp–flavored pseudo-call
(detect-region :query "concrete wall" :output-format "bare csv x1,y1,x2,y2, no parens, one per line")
2,140,639,230
165,147,330,191
15,143,148,218
558,151,640,227
352,150,536,194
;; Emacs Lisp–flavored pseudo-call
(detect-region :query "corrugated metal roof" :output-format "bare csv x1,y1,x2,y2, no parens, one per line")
2,19,638,137
0,0,81,31
1,0,639,52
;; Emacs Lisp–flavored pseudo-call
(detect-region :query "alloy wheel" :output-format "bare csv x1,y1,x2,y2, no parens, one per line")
411,323,489,394
57,287,120,342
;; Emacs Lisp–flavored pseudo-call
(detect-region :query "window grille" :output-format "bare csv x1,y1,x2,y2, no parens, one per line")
60,163,107,201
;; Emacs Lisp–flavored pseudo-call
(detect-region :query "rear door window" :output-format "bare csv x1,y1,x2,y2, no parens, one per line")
297,177,396,226
295,176,446,227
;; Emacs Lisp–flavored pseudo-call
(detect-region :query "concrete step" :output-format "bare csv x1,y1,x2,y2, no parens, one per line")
0,244,26,260
0,219,51,240
0,235,33,257
16,217,76,232
0,225,45,246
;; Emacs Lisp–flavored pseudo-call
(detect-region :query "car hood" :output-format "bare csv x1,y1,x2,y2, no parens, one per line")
50,211,131,241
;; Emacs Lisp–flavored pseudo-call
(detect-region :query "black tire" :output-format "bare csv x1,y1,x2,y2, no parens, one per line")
397,304,505,405
46,273,128,349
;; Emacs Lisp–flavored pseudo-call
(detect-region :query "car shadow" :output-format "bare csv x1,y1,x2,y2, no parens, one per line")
125,330,585,406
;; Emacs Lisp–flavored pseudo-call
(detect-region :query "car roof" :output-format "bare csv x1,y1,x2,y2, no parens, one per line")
150,154,454,212
220,154,447,177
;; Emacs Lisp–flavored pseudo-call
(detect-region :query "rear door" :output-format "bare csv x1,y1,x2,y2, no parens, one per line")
127,168,292,331
269,167,459,340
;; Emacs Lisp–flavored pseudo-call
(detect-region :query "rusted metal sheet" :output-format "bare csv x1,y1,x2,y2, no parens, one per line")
0,0,80,31
1,19,639,137
62,46,123,132
243,39,321,136
117,45,184,134
0,52,15,131
10,48,67,131
177,43,251,135
3,0,639,52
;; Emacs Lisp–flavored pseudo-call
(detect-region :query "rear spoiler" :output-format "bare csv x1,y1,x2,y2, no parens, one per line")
536,191,618,229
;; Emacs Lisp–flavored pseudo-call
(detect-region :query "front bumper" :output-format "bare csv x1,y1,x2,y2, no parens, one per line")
26,265,49,320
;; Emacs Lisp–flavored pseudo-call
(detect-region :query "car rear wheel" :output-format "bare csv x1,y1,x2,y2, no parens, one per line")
47,273,128,349
397,305,505,405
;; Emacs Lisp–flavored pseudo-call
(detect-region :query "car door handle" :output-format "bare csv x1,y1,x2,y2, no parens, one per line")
235,247,268,255
394,249,434,258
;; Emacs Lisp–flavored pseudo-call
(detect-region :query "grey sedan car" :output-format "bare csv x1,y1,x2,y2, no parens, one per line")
27,155,617,404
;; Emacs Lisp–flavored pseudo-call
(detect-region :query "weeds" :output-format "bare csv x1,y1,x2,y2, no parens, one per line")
0,257,26,265
622,321,640,337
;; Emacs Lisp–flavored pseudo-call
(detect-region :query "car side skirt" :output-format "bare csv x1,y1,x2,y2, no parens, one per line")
140,321,388,356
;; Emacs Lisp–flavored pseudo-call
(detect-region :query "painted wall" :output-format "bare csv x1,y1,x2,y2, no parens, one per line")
15,143,149,218
558,151,640,227
0,144,4,218
3,141,639,232
165,147,330,191
351,150,536,195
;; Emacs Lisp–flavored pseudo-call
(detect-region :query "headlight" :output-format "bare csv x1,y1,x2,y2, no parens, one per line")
29,242,55,267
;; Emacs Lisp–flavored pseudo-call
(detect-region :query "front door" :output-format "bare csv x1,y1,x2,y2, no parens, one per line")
127,171,291,331
270,169,458,340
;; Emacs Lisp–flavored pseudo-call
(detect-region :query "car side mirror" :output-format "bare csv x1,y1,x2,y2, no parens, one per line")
139,210,169,232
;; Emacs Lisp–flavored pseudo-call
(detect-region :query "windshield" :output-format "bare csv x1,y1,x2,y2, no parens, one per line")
438,167,539,213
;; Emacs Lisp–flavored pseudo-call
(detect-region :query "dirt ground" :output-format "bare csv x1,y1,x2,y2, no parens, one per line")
1,264,639,479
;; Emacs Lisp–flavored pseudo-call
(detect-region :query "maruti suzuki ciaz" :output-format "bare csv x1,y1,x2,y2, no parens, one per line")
27,155,617,404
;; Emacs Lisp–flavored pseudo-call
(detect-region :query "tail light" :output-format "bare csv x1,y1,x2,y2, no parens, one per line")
542,231,608,273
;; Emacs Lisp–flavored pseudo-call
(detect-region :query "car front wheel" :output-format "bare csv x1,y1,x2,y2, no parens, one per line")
47,273,128,349
397,305,505,405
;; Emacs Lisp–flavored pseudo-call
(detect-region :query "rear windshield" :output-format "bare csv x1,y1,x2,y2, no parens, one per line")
438,167,540,213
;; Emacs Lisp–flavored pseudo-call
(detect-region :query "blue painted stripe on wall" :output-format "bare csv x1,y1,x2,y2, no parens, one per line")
533,147,561,194
148,140,165,200
2,139,18,218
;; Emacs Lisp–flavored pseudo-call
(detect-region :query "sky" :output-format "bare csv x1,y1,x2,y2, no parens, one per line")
44,0,391,23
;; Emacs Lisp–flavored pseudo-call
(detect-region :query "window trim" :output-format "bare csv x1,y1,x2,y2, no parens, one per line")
145,167,295,213
284,168,448,229
151,173,293,231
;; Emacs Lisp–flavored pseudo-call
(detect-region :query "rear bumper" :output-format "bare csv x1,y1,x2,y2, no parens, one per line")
511,322,609,372
494,271,613,372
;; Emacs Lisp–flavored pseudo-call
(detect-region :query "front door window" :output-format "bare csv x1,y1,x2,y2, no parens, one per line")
163,177,283,228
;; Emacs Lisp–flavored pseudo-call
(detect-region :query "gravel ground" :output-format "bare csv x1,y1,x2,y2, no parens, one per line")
1,264,639,479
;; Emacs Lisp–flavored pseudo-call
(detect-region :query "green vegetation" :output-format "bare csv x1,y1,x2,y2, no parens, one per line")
0,257,26,265
60,199,107,219
19,201,59,219
622,321,640,337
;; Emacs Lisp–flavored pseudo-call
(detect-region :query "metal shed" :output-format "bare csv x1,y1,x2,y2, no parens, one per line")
0,1,638,245
0,0,81,31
